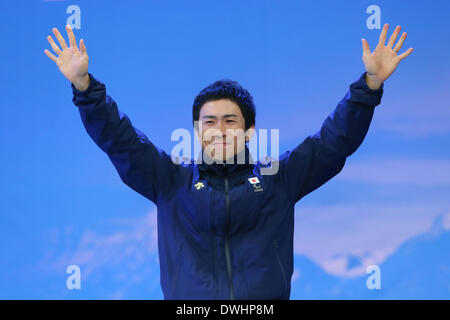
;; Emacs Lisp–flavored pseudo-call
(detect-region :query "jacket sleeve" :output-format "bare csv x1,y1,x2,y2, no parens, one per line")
279,72,384,203
71,73,177,204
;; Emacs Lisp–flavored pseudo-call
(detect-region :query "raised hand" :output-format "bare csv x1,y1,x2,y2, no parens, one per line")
44,25,90,91
361,24,413,90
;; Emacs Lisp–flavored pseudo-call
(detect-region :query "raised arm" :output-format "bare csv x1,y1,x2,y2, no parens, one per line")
279,23,413,203
45,25,178,204
279,72,383,203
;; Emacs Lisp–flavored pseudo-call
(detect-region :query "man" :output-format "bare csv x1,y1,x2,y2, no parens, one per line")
45,24,412,299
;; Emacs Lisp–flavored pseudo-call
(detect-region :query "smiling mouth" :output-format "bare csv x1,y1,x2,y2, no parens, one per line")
212,142,234,147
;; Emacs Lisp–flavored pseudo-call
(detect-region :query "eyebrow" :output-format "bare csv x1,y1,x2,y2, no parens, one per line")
201,114,239,120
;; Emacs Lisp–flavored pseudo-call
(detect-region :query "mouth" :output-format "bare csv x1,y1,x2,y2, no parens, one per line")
211,140,233,145
212,143,234,149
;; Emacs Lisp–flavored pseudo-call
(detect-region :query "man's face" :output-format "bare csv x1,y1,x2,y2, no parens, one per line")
195,99,254,162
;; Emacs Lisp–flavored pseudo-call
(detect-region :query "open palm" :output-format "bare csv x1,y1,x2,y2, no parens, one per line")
44,25,89,85
362,24,413,85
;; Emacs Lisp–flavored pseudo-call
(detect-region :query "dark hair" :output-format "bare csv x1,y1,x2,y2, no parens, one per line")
192,79,256,131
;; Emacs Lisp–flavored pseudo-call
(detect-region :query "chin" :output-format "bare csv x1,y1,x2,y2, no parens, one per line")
211,145,235,162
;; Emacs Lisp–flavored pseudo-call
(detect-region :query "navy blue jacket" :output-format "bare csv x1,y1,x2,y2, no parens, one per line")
71,72,383,299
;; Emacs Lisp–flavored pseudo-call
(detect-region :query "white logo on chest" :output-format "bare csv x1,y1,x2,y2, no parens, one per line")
248,177,264,192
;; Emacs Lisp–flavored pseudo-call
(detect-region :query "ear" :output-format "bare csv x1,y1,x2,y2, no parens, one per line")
245,125,255,142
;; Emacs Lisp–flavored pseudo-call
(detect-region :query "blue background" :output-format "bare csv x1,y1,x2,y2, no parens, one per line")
0,0,449,299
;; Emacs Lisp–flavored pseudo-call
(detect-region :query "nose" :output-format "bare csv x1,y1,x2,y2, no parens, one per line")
209,120,227,142
218,120,228,136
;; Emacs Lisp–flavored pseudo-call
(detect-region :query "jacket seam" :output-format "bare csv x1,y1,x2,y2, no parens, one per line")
273,240,288,293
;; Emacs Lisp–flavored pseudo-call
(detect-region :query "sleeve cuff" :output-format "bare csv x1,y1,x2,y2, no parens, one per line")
348,72,384,107
71,73,97,96
359,71,384,94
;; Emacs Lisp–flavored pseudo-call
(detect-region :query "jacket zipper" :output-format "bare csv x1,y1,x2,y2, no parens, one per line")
224,175,235,300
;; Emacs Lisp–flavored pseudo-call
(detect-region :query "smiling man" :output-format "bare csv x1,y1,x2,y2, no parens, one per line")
45,24,412,300
192,80,256,165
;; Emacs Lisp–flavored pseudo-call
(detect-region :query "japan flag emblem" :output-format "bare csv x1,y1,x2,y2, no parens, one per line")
248,177,260,184
248,176,263,192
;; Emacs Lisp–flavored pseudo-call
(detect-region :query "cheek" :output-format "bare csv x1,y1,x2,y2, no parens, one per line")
200,129,212,143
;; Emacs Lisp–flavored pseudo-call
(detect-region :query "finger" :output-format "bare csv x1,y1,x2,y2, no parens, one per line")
398,47,414,61
393,32,407,53
44,49,58,62
80,38,87,55
47,35,62,55
66,25,78,49
378,23,389,47
52,27,68,50
387,25,401,48
361,38,371,56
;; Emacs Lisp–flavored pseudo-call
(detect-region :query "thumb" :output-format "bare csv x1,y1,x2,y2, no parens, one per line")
80,39,87,55
361,38,371,56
